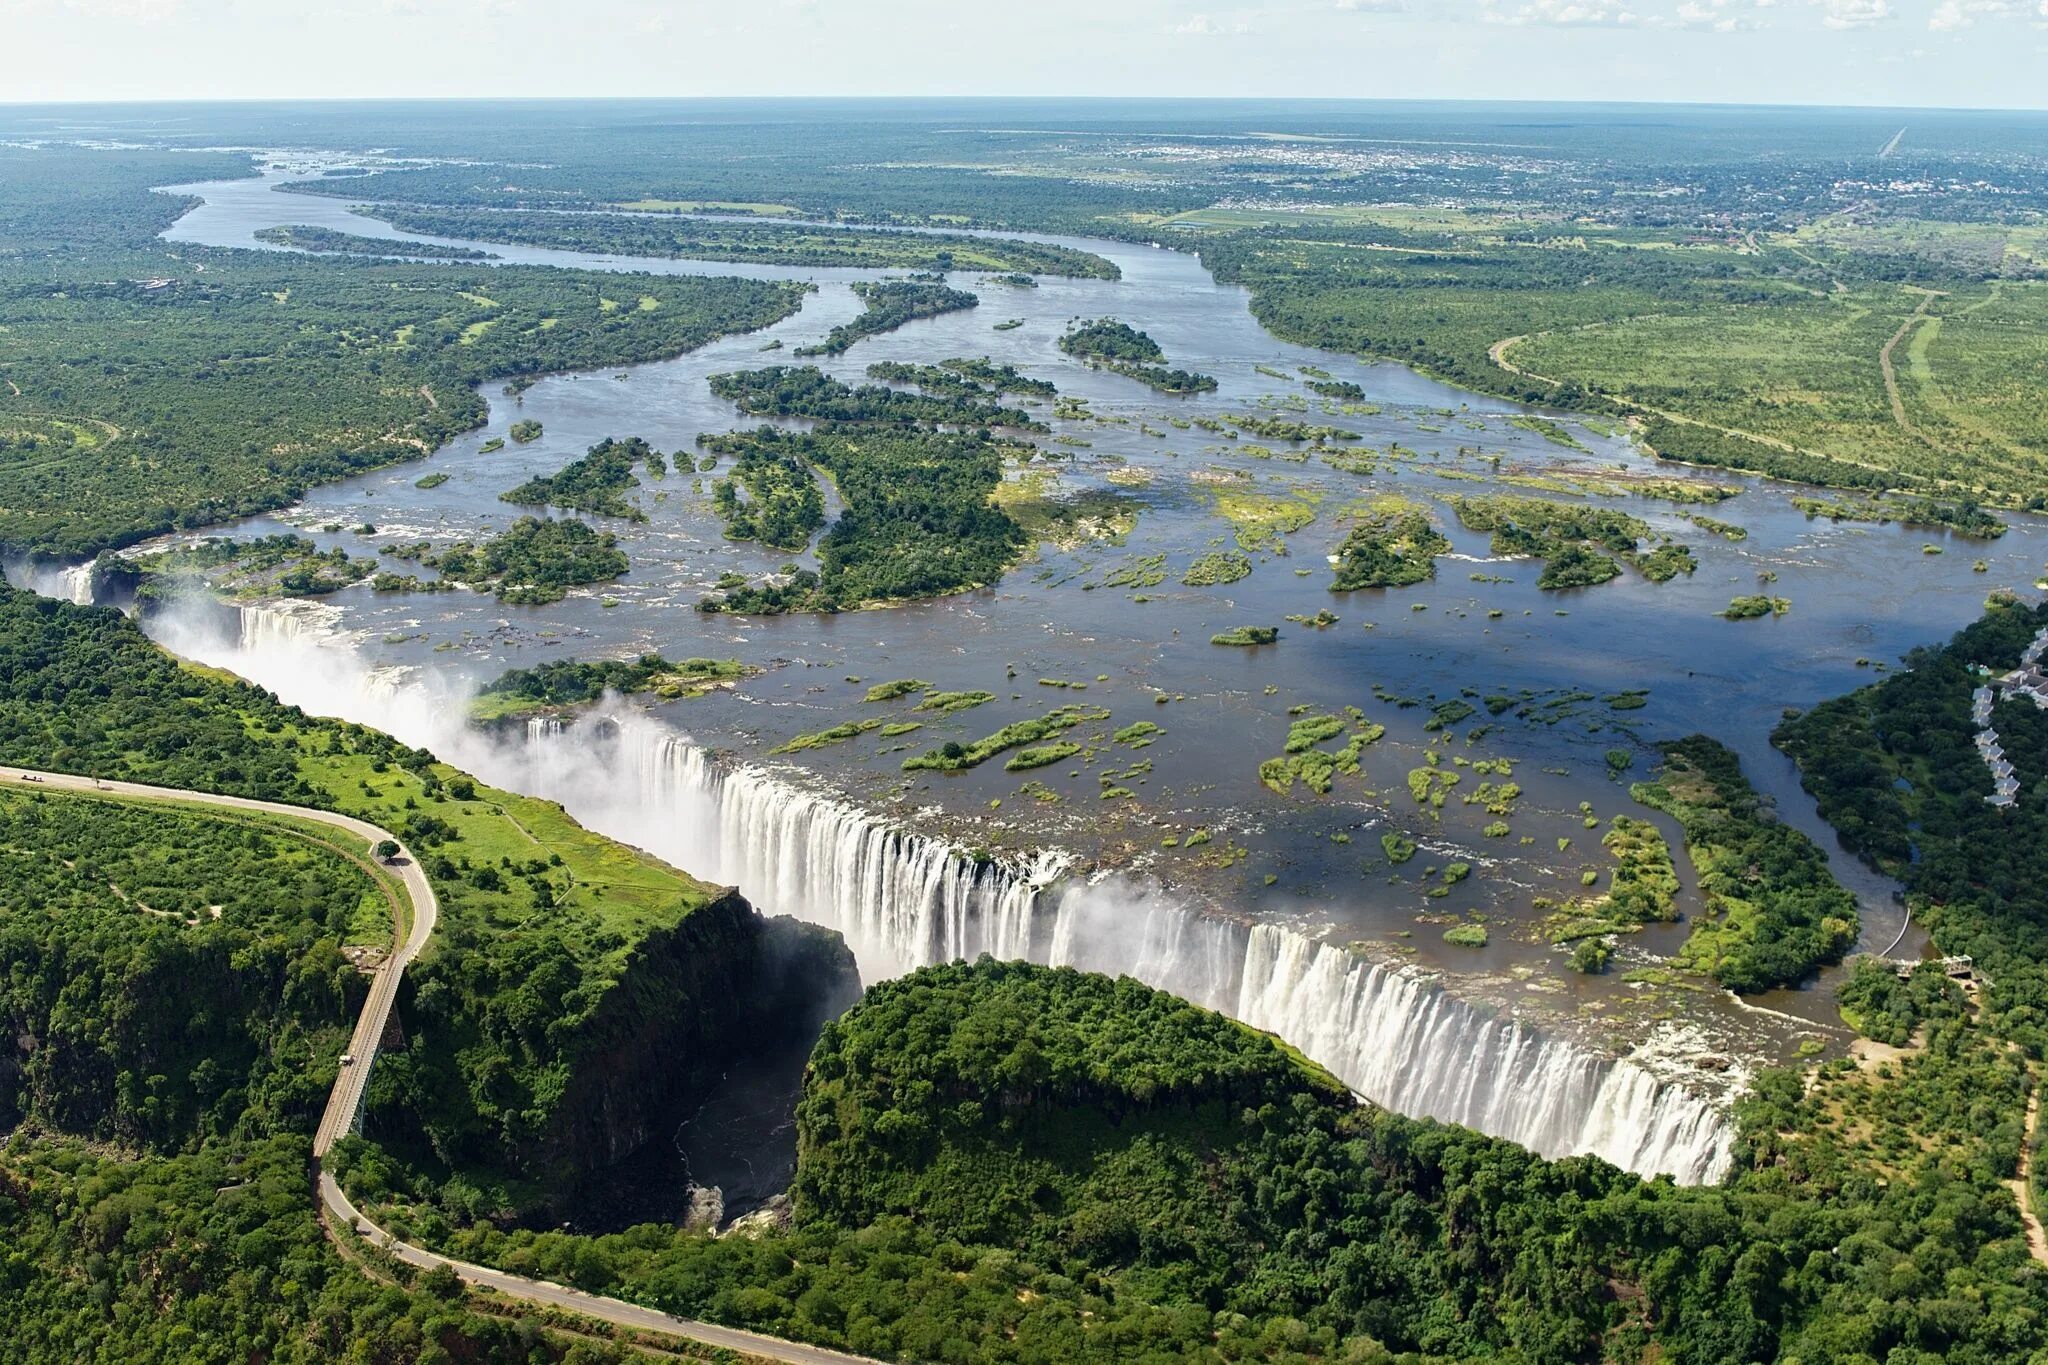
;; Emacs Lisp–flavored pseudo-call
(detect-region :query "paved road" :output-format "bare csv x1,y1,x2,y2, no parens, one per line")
0,765,433,1160
321,1173,875,1364
0,766,879,1365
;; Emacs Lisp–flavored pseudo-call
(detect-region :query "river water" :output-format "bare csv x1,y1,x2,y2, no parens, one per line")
52,151,2033,1181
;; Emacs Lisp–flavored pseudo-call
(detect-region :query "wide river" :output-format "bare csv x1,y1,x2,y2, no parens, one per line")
48,151,2034,1183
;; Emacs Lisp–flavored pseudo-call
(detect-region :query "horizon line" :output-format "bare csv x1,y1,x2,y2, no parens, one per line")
4,93,2047,117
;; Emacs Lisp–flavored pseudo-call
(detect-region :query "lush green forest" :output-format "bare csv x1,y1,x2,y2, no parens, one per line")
0,789,663,1363
0,789,373,1144
1776,594,2048,1055
710,439,826,550
339,955,2048,1364
365,205,1119,278
0,145,806,561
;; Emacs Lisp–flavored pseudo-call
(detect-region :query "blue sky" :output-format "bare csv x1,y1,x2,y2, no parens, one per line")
8,0,2047,109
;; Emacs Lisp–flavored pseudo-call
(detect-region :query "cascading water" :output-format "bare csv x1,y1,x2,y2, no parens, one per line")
575,723,1736,1184
170,603,1739,1185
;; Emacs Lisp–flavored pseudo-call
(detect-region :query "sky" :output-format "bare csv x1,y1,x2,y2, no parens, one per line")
5,0,2048,110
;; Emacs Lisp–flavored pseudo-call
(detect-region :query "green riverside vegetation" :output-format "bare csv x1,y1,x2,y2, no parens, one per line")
1058,318,1218,394
1632,736,1858,992
364,205,1120,278
253,222,497,260
0,145,806,562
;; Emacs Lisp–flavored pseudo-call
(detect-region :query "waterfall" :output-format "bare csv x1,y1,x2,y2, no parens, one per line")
165,603,1739,1186
2,558,98,605
58,563,95,606
535,720,1738,1185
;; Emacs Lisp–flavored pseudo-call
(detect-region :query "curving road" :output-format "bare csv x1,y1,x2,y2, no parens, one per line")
0,766,878,1365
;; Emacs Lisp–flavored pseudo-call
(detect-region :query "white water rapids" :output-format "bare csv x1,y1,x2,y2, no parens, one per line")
177,600,1737,1183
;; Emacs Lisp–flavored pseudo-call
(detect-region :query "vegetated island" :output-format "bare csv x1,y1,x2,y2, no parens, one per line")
501,434,654,521
866,356,1057,400
388,516,628,604
106,533,377,603
361,205,1120,278
253,223,498,261
1330,496,1453,589
795,279,978,357
469,652,753,721
1448,493,1695,588
695,426,1024,613
1058,318,1218,394
708,364,1044,431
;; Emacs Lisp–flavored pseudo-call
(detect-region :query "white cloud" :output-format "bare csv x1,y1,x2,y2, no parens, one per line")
1482,0,1641,25
1813,0,1890,28
1661,0,1766,29
60,0,184,19
1335,0,1406,10
1174,12,1255,33
1927,0,2037,29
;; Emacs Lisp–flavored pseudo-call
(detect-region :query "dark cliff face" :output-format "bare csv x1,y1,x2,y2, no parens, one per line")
527,890,859,1206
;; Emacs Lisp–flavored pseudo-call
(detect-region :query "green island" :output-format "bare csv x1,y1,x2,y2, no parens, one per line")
902,704,1109,772
708,363,1043,430
501,434,653,521
1058,318,1218,394
469,652,752,720
795,279,979,357
363,205,1119,278
105,533,377,602
695,427,1024,613
1260,709,1384,795
508,418,545,444
1211,624,1280,646
253,222,498,260
1448,494,1696,589
1182,548,1253,586
866,356,1057,399
1790,494,2005,539
1723,594,1792,620
1330,496,1452,589
419,515,630,604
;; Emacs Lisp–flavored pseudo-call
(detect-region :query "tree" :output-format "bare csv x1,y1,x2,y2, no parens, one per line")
374,840,400,863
